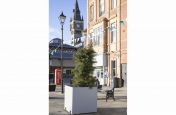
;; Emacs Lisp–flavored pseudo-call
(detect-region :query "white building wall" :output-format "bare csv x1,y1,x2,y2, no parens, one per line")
94,53,107,67
50,59,74,68
93,53,107,85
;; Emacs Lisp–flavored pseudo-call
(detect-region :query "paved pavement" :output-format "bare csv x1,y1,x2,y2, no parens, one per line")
49,86,127,115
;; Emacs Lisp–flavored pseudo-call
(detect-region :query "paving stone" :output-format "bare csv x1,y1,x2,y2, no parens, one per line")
49,86,127,115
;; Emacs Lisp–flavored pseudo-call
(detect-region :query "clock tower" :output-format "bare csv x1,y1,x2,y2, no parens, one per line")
70,0,84,46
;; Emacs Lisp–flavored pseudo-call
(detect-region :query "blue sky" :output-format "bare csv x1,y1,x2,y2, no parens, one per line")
49,0,87,44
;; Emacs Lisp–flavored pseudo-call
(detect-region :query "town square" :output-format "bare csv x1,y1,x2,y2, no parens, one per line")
49,0,127,114
1,0,175,115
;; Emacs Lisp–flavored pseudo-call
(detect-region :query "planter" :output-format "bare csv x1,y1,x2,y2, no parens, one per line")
64,85,97,114
49,85,56,92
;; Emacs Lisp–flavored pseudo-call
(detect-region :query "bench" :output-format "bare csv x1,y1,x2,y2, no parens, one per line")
102,76,117,102
105,88,115,102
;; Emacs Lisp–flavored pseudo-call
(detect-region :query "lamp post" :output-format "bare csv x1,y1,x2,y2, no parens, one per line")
59,12,66,94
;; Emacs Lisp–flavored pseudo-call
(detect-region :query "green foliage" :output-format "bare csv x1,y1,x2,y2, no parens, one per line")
72,46,96,87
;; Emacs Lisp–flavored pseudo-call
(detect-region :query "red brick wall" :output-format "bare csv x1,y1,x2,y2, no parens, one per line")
120,0,127,64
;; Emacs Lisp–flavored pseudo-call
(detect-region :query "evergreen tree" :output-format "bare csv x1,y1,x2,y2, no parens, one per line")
72,46,96,87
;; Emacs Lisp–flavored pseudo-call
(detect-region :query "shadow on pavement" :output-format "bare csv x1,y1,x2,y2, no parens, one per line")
116,96,127,99
49,107,127,115
98,96,127,100
96,107,127,115
71,107,127,115
49,97,64,99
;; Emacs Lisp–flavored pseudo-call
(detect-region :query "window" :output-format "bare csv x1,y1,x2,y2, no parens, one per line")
49,60,52,66
93,26,103,46
97,27,100,45
111,22,116,43
66,70,71,75
99,27,103,44
93,29,96,45
112,0,117,9
89,32,93,45
99,0,104,16
97,71,100,78
90,5,94,21
101,71,103,78
111,60,116,77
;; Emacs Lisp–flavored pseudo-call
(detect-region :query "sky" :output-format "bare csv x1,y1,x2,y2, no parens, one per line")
49,0,87,45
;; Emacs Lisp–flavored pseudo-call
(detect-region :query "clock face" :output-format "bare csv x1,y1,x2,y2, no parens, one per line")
76,24,80,28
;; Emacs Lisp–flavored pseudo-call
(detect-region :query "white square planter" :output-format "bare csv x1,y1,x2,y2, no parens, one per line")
64,85,97,114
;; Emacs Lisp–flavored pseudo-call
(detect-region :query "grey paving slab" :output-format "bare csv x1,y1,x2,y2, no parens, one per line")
49,86,127,115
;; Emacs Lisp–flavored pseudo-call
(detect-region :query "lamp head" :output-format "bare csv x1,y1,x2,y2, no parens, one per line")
59,12,66,25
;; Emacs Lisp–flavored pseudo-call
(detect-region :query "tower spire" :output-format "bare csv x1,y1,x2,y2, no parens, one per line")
74,0,81,20
70,0,84,46
75,0,80,11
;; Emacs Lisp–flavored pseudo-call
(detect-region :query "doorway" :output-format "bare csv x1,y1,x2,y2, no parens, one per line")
121,64,127,87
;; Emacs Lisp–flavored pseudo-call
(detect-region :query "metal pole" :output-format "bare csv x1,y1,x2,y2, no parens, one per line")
61,25,64,93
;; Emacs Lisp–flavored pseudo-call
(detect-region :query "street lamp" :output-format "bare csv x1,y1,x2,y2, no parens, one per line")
59,11,66,94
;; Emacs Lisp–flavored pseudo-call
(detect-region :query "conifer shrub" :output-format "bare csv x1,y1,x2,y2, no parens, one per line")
72,46,96,87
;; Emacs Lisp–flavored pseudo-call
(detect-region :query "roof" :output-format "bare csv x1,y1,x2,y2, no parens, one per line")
49,38,61,44
49,38,77,50
50,51,75,60
49,38,77,59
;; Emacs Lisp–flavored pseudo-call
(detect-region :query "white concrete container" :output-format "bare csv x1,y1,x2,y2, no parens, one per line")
64,85,97,114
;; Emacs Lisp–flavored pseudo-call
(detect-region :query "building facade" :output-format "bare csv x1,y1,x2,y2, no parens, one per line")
74,29,87,48
70,0,84,46
86,0,127,87
49,38,77,84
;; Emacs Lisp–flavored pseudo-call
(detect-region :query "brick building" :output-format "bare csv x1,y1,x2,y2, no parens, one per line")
86,0,127,87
